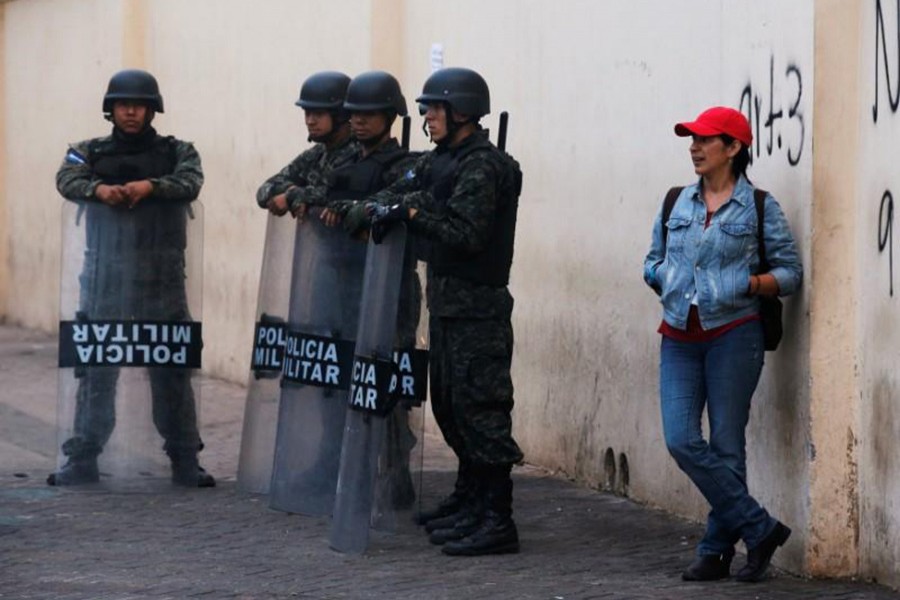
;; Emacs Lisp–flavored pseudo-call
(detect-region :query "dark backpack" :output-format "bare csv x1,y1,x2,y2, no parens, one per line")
660,186,783,351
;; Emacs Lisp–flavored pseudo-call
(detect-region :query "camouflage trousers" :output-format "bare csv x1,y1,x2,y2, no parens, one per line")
63,366,201,460
428,316,523,467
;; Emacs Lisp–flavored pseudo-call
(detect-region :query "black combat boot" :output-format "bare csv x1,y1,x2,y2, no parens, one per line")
428,485,485,545
46,455,100,486
170,453,216,488
425,477,484,544
442,464,519,556
416,460,471,525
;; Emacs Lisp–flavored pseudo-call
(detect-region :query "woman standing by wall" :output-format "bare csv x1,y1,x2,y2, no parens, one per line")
643,107,803,582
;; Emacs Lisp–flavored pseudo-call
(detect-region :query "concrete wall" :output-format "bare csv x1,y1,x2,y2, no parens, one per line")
2,0,899,584
857,0,900,586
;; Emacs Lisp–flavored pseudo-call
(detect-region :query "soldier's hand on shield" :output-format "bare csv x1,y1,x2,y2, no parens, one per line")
123,180,153,208
342,202,371,237
291,201,309,222
368,202,409,244
267,193,290,216
320,207,342,228
95,184,128,207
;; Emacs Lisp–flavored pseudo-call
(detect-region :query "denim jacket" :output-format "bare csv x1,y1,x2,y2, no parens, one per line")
643,176,803,330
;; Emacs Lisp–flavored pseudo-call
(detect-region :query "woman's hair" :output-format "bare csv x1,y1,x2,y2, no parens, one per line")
720,134,751,181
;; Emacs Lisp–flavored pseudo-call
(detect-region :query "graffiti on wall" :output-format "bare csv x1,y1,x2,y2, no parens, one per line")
874,0,900,295
738,55,805,167
873,0,900,123
880,191,894,297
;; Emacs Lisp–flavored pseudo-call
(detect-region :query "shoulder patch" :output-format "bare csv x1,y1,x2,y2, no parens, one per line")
405,169,416,180
65,148,87,165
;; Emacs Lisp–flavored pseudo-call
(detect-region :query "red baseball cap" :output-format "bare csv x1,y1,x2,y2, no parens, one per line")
674,106,753,146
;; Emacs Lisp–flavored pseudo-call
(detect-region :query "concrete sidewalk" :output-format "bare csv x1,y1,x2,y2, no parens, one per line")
1,324,897,600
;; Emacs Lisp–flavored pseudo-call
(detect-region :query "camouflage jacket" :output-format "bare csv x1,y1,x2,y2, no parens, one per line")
56,130,203,202
324,138,418,213
256,135,359,211
368,130,517,319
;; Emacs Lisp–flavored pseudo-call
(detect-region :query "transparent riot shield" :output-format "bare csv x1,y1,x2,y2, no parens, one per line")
268,212,367,515
330,226,429,553
236,213,295,494
54,199,203,491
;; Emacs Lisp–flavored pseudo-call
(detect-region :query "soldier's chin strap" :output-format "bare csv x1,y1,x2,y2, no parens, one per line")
309,110,350,144
359,112,396,152
423,102,476,148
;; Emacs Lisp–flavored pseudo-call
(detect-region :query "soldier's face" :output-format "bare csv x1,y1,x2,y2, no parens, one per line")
350,111,389,144
113,101,150,134
423,103,448,143
304,109,334,140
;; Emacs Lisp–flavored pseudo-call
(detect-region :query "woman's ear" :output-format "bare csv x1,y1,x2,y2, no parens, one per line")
726,138,742,159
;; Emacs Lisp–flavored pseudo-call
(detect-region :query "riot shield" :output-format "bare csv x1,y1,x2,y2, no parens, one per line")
268,212,367,515
236,213,295,494
330,226,429,553
54,199,203,491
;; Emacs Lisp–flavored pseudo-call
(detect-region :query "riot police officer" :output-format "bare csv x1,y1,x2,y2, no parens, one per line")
257,71,358,217
325,71,421,511
367,68,524,555
51,69,213,487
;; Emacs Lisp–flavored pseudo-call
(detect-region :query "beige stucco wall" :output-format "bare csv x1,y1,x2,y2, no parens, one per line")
856,0,900,587
809,0,862,578
2,0,899,583
3,0,124,330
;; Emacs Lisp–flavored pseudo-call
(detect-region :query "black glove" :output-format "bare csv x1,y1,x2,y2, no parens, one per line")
342,202,370,236
369,203,408,244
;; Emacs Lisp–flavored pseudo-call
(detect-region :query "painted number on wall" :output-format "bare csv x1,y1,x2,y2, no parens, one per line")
873,0,900,123
738,55,805,167
874,1,900,296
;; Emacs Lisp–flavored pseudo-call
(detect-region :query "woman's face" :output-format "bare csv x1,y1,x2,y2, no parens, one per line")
689,135,740,178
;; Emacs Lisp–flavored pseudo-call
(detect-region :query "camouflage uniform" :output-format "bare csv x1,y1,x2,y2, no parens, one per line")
256,137,359,212
369,129,523,470
55,128,204,463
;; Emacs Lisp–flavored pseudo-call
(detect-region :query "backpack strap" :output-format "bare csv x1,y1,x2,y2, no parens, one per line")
661,186,684,247
753,188,769,271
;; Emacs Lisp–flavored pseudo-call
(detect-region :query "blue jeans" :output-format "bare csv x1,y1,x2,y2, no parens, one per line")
659,319,777,556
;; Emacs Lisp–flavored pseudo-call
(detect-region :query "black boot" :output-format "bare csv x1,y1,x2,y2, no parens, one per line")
442,464,519,556
736,522,791,582
416,460,471,525
47,455,100,486
170,453,216,488
681,552,734,581
428,474,485,544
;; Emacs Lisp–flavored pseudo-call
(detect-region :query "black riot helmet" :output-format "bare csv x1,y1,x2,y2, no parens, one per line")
102,69,164,113
343,71,408,117
416,67,490,118
295,71,351,112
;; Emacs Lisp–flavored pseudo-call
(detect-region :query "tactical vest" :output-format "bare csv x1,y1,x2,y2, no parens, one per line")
425,137,521,287
327,147,408,201
89,135,178,188
83,134,187,254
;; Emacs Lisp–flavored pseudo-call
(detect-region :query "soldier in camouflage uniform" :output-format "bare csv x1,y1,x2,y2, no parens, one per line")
256,71,358,218
323,71,422,509
367,68,524,555
49,69,213,488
